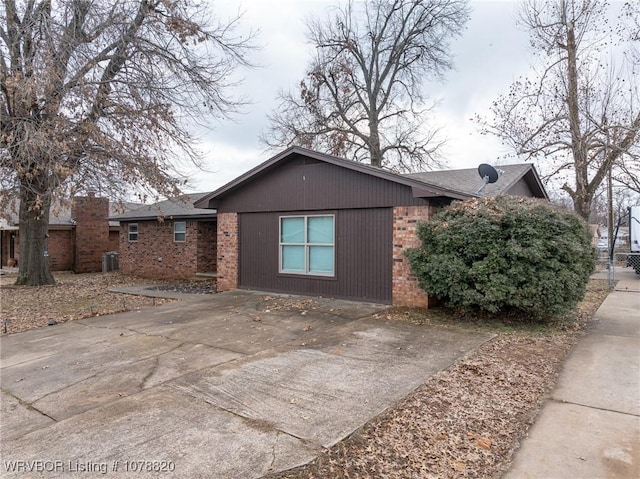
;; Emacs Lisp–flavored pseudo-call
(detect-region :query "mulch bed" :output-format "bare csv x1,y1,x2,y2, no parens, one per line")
147,280,216,295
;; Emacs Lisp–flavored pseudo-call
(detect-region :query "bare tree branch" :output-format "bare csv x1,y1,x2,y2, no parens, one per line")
0,0,257,285
262,0,470,171
476,0,639,220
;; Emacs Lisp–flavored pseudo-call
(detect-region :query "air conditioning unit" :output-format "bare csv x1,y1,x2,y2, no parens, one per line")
102,252,120,272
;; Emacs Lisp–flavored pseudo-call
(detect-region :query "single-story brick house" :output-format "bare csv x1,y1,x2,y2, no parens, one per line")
110,193,217,279
1,194,131,272
194,147,547,307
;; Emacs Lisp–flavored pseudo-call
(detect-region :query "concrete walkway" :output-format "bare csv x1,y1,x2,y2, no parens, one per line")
504,268,640,479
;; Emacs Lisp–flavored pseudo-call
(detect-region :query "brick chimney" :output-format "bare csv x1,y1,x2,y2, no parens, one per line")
71,193,110,273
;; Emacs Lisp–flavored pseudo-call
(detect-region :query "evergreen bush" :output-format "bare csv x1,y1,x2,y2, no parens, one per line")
405,196,596,320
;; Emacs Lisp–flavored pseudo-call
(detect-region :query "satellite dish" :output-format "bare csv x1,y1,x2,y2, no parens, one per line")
475,164,504,195
478,163,500,184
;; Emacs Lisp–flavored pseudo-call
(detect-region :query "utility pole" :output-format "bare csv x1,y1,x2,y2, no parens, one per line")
606,117,615,289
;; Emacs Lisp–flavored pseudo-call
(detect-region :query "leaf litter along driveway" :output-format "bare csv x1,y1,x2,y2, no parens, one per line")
0,272,217,335
265,279,610,479
0,274,608,478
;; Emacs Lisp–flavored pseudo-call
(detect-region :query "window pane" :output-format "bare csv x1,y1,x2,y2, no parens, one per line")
308,216,333,244
175,232,186,242
128,224,138,242
281,217,305,243
174,221,186,233
309,246,334,274
281,245,305,272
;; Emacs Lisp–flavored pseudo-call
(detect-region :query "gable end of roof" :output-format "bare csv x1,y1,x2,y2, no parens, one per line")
194,147,471,209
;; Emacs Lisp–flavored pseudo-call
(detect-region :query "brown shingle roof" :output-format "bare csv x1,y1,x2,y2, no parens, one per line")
109,192,216,221
1,198,142,227
404,163,547,198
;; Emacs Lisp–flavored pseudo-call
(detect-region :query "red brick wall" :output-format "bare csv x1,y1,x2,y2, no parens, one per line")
108,229,119,252
392,205,431,307
72,194,110,273
48,229,74,271
119,219,202,279
216,212,238,291
197,221,217,272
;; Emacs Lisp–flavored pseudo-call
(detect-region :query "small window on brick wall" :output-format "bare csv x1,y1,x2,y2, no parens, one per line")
128,223,138,242
174,221,186,242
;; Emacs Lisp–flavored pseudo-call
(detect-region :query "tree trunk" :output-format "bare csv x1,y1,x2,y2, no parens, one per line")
574,198,592,222
564,16,593,222
16,180,56,286
369,121,383,167
572,189,593,222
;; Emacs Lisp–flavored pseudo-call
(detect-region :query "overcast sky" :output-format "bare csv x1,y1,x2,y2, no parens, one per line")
184,0,537,193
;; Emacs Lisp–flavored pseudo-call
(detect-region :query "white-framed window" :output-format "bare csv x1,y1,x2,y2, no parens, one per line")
174,221,186,242
128,223,138,242
279,215,335,276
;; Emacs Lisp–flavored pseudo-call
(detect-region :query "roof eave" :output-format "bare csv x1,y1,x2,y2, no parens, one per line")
411,186,471,201
527,167,549,199
194,146,473,207
109,212,217,222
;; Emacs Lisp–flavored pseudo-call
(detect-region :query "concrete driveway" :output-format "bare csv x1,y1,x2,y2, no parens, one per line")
1,290,492,478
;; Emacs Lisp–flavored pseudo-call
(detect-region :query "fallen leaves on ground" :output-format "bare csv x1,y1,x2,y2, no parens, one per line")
148,280,216,294
266,279,610,479
0,272,611,477
0,272,177,335
260,296,320,312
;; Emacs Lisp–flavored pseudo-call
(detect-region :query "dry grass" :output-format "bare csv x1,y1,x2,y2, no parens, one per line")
266,279,610,479
0,272,176,335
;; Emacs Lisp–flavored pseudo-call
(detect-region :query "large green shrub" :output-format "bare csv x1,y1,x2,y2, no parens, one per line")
405,196,596,320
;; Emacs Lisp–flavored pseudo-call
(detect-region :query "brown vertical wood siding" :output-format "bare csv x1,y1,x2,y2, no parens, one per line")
217,155,428,213
239,208,393,303
505,178,534,197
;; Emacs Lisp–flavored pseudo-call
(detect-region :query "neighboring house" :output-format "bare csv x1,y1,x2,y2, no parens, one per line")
110,193,217,279
194,146,548,307
600,226,630,244
0,194,133,272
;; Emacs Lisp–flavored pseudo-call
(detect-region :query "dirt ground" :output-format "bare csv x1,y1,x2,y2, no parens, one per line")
0,273,610,478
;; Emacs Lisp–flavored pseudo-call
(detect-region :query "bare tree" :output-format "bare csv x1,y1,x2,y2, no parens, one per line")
0,0,255,285
262,0,470,171
589,186,640,226
621,0,639,64
477,0,640,221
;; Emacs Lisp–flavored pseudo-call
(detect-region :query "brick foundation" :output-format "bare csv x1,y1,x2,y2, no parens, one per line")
392,205,431,307
216,212,238,291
